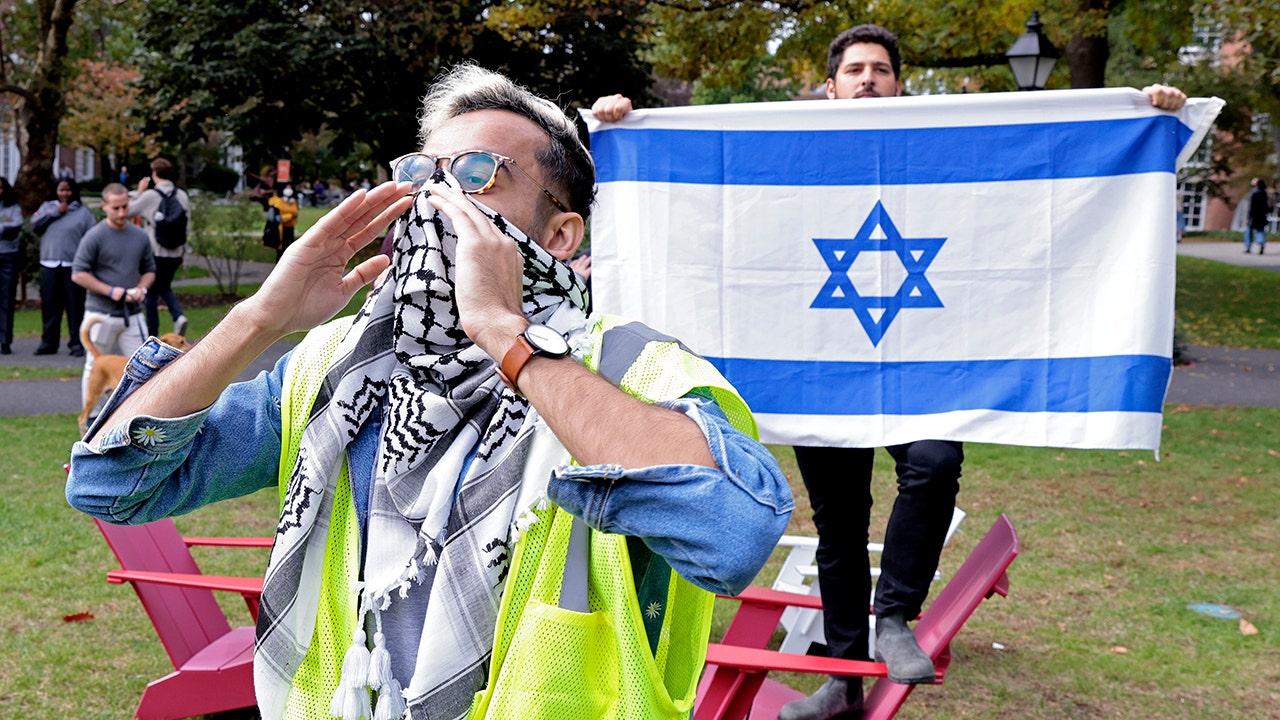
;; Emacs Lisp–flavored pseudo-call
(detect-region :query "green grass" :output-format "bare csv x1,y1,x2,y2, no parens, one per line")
1175,256,1280,349
2,408,1277,718
3,227,1279,717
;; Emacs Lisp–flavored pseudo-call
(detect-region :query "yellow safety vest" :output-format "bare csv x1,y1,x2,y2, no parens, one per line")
276,314,758,719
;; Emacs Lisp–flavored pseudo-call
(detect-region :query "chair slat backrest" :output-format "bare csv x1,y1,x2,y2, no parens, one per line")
912,513,1018,652
94,518,234,668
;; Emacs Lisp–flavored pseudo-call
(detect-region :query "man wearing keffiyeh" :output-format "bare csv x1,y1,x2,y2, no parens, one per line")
68,64,792,720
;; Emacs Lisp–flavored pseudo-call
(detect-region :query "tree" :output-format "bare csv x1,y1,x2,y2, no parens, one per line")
643,0,1196,98
133,0,654,176
61,59,153,179
0,0,83,215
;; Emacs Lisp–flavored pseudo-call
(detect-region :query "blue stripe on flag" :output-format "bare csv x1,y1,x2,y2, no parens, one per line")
592,116,1192,185
704,355,1171,415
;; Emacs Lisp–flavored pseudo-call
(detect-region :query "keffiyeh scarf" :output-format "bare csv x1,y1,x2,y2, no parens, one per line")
253,171,590,720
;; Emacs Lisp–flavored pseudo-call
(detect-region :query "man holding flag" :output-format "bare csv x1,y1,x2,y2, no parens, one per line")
592,23,1189,720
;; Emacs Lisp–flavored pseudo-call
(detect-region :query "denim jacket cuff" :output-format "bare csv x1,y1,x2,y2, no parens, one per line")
90,409,213,453
82,336,190,442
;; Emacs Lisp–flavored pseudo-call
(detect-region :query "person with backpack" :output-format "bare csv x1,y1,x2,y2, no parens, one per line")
130,158,190,337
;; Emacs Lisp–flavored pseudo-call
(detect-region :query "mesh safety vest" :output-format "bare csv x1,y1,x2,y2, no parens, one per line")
275,314,758,719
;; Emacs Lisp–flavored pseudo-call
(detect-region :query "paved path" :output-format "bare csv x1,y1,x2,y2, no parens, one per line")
4,243,1280,416
1175,237,1280,272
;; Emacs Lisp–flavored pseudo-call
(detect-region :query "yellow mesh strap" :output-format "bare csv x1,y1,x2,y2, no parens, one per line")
470,316,747,719
582,314,758,439
278,318,362,720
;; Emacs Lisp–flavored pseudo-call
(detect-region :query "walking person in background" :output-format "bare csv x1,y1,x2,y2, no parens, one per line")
0,178,23,355
131,158,191,337
1245,178,1271,254
31,178,96,356
267,183,300,259
72,183,155,409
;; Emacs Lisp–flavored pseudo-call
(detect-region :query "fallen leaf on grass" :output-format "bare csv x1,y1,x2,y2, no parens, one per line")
62,612,94,623
1110,646,1128,654
1240,619,1259,636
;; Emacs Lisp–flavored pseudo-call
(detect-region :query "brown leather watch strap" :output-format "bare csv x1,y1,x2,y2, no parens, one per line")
496,335,537,392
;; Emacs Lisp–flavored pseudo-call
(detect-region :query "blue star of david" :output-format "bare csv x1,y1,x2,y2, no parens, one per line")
811,201,945,346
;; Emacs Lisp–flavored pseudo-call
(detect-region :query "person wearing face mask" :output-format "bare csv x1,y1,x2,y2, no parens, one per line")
267,183,300,259
66,63,792,720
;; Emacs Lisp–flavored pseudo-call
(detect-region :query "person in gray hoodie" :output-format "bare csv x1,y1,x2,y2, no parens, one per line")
0,177,23,354
31,178,96,356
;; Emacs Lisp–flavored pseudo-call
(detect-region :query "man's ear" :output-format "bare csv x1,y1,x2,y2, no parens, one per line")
825,78,837,100
537,211,586,261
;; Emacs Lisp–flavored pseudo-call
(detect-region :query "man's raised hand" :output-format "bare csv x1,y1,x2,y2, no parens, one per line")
244,181,413,337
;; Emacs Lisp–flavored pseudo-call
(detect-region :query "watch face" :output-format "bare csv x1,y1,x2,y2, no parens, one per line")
524,324,570,356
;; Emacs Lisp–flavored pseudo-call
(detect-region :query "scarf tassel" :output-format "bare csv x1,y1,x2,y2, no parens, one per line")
372,678,409,720
367,631,393,690
330,627,372,720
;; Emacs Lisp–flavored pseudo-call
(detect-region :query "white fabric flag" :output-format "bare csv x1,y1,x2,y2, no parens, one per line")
584,88,1222,451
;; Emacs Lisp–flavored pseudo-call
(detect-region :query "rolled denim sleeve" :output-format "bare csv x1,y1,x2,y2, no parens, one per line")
547,395,793,596
66,338,287,525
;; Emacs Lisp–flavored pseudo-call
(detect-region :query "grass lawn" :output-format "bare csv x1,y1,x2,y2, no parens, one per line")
2,238,1278,717
1,407,1276,718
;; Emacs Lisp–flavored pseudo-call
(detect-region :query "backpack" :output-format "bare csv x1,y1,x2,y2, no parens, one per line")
151,187,188,249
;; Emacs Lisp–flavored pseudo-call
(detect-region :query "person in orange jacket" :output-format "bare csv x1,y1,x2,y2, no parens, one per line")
267,183,300,259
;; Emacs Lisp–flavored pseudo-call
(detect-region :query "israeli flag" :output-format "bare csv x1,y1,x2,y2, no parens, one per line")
584,89,1222,451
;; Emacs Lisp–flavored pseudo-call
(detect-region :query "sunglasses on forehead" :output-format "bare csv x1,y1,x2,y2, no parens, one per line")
389,150,570,213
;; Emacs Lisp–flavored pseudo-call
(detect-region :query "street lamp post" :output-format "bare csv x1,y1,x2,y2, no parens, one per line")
1005,12,1060,90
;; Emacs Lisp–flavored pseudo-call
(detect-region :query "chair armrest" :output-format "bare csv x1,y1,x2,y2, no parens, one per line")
706,644,891,678
107,569,263,597
182,536,274,548
721,585,825,610
705,644,947,684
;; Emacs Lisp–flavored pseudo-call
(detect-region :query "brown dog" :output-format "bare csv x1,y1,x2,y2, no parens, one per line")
78,316,192,434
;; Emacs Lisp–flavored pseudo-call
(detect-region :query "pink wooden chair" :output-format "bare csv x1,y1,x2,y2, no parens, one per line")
94,518,270,720
694,514,1019,720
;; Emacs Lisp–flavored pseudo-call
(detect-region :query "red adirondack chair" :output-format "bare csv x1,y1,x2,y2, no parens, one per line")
94,518,270,720
694,513,1020,720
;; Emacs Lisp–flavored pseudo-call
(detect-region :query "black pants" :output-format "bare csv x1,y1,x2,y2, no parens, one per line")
0,252,17,346
39,265,86,352
145,255,184,337
793,440,963,661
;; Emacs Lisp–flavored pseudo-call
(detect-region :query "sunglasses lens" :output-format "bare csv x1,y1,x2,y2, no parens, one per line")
451,152,498,193
393,155,435,189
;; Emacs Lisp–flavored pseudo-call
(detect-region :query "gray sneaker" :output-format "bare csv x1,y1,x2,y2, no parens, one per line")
173,314,188,338
874,613,936,684
778,676,863,720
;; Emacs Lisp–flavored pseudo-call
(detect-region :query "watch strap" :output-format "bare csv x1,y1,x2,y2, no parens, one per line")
497,335,537,392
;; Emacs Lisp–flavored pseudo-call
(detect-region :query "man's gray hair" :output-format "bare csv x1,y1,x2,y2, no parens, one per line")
419,63,595,221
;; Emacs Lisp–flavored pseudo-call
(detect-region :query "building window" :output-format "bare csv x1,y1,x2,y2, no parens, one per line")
1178,178,1206,231
1179,22,1224,67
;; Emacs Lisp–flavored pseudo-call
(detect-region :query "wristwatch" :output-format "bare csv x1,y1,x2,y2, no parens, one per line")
496,323,571,393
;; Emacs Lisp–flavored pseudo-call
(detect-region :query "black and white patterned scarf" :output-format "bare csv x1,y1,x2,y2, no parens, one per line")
253,171,590,720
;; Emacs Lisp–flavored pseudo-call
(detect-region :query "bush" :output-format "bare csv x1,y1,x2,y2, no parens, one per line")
186,194,264,296
78,176,107,194
197,163,242,195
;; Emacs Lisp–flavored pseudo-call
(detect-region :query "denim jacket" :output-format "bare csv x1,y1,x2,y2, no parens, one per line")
67,336,793,596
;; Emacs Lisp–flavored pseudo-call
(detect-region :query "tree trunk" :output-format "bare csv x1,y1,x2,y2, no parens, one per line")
1064,33,1109,89
14,89,63,216
9,0,81,215
1064,0,1118,89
